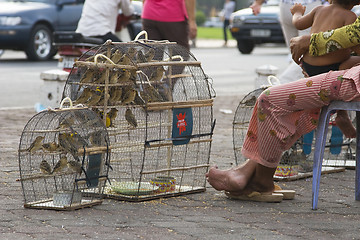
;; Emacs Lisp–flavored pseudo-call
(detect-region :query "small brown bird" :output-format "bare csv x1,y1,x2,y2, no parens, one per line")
109,71,119,84
27,136,45,153
144,48,155,62
117,69,131,82
80,69,95,83
107,108,118,127
42,142,60,152
52,156,68,174
121,87,137,105
94,71,107,84
111,49,123,64
67,160,82,174
86,88,102,106
136,50,146,63
243,96,257,106
126,47,137,59
149,66,165,82
75,88,92,104
109,87,123,104
145,84,164,102
40,160,52,174
125,108,137,128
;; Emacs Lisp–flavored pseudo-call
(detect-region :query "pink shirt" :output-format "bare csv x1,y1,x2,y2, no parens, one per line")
142,0,188,22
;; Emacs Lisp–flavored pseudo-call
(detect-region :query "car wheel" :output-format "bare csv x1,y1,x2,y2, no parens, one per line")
237,40,255,54
25,24,56,61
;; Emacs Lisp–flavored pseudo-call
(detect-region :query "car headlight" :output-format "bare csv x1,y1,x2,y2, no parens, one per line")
231,16,246,26
0,16,21,26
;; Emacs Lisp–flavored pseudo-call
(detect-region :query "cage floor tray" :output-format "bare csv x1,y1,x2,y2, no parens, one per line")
274,166,345,181
111,182,158,196
24,199,103,210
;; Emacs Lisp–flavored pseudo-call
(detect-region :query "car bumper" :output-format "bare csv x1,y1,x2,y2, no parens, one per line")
230,24,284,43
0,25,31,50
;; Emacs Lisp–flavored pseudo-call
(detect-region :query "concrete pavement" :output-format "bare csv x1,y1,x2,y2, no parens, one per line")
1,40,360,239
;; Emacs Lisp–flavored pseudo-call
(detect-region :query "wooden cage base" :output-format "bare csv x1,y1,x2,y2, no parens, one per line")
24,199,103,211
102,185,206,202
274,166,345,181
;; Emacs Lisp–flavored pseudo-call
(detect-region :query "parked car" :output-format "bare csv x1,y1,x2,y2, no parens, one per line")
0,0,142,61
229,0,284,54
203,17,223,28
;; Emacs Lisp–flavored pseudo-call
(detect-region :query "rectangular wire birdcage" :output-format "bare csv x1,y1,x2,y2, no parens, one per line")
62,40,215,201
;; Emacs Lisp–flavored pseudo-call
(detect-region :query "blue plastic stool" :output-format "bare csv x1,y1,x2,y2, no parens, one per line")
312,101,360,210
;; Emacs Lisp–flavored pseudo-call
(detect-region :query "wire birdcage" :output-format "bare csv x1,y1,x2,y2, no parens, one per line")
18,101,110,210
62,36,215,201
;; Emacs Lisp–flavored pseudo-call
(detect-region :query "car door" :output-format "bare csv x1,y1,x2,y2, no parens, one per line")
55,0,84,31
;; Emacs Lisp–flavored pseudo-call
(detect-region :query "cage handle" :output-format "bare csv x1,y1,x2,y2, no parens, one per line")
134,30,148,41
94,53,116,65
59,97,73,109
267,75,281,86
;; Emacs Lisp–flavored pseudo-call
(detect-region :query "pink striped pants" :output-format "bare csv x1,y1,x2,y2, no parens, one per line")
242,66,360,168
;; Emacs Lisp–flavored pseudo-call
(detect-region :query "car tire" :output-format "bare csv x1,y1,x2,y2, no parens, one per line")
25,24,56,61
237,40,255,54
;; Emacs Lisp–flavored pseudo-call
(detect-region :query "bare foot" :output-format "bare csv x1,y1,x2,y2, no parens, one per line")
335,110,356,138
206,160,257,192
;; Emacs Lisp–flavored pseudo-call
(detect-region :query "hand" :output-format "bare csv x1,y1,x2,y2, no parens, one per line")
189,20,197,40
290,3,306,16
250,1,262,15
290,35,311,64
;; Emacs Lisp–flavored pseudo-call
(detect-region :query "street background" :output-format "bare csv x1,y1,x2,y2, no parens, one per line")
1,40,360,239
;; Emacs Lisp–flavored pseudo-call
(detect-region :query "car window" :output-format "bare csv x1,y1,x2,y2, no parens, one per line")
0,0,55,2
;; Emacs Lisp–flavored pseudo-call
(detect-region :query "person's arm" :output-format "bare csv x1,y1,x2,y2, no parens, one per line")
120,0,134,17
309,17,360,56
185,0,197,39
290,35,311,64
250,0,265,15
291,4,319,30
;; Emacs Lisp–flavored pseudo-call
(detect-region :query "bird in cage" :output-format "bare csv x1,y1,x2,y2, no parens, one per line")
97,92,111,106
117,69,131,83
144,48,155,62
136,50,147,63
67,160,82,174
144,84,164,102
86,88,102,106
94,70,107,84
52,156,68,174
125,108,137,128
109,87,123,104
149,66,165,82
27,136,45,153
58,132,86,162
133,92,146,106
109,70,119,84
110,49,123,64
107,108,118,127
39,160,52,174
57,115,75,130
243,95,257,107
80,68,95,83
121,86,137,104
42,142,61,152
75,87,92,104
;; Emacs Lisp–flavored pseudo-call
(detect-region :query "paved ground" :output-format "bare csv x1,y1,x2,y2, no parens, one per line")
1,39,360,239
1,94,360,240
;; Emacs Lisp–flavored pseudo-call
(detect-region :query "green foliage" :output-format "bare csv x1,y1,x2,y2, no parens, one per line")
197,26,234,40
196,11,206,26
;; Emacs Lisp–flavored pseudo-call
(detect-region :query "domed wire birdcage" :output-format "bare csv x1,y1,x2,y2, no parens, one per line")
61,33,215,201
233,85,355,180
18,99,110,210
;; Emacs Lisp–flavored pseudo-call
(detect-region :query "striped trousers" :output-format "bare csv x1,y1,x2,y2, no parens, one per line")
242,65,360,168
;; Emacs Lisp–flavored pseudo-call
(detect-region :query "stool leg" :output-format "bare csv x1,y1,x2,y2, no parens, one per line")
356,112,360,200
312,108,331,210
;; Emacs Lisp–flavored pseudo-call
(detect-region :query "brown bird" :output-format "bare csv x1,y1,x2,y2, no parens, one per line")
79,69,95,83
52,156,68,174
243,95,257,106
109,87,123,104
145,84,164,102
75,88,92,104
126,47,137,59
121,86,137,104
144,48,155,62
125,108,137,128
111,49,123,64
107,108,118,127
136,50,146,63
149,66,165,82
86,88,102,106
40,160,52,174
117,69,131,83
27,136,45,153
67,160,82,174
94,71,107,84
58,132,86,162
109,71,119,84
42,142,60,152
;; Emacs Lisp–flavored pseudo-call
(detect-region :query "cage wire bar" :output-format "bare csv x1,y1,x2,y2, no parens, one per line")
18,106,110,210
233,88,355,180
62,39,215,201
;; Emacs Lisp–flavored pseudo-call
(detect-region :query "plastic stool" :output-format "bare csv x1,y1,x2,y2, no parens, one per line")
312,101,360,210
